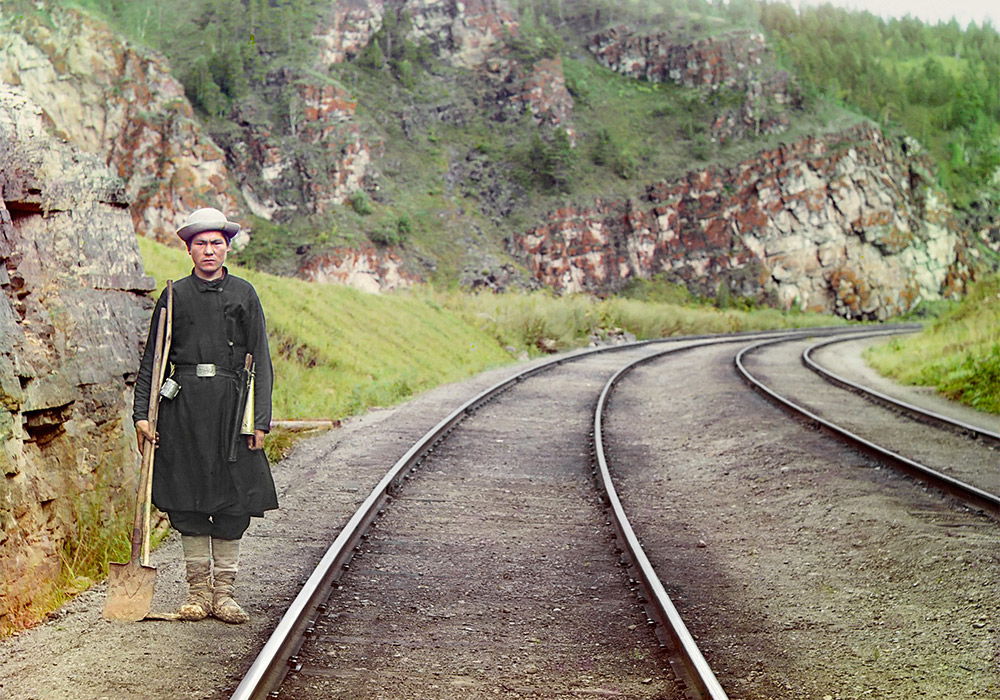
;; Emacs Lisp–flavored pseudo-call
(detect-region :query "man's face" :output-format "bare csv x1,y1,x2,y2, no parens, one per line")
188,230,230,279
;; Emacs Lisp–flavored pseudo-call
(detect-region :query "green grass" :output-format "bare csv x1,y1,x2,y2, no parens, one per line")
1,467,170,637
137,237,517,421
865,274,1000,413
437,288,845,354
139,236,847,422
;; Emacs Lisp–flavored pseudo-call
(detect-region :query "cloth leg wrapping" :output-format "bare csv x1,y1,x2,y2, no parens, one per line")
211,537,249,624
178,535,212,621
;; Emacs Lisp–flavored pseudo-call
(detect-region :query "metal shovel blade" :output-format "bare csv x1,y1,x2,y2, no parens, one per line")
103,560,156,621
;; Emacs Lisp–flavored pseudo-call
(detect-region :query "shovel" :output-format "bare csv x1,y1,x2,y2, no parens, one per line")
104,282,172,621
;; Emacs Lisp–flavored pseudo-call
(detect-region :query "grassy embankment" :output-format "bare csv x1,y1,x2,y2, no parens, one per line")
137,237,514,441
140,236,846,445
865,274,1000,413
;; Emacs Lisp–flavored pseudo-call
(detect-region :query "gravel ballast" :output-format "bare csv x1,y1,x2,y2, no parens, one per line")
1,335,996,699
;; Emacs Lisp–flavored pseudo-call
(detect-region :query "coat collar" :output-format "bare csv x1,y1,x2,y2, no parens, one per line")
191,267,229,292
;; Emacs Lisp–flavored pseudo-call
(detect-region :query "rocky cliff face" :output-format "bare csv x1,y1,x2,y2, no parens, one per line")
510,125,969,319
0,87,153,629
403,0,517,69
0,6,237,246
0,3,975,317
316,0,386,64
487,54,575,133
229,0,520,242
0,3,418,293
289,0,569,286
225,75,374,222
588,27,799,143
317,0,516,68
298,246,421,292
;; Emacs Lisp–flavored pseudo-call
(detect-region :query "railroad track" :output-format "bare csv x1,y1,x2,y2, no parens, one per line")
229,325,997,699
736,331,1000,518
802,332,1000,445
600,334,999,698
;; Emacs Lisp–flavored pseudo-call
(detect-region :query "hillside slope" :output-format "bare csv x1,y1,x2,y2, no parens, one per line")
865,273,1000,413
0,0,982,318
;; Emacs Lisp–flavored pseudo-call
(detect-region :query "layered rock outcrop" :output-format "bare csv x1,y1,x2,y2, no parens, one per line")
488,54,575,133
316,0,386,64
589,27,772,90
404,0,517,69
588,27,799,142
298,246,420,292
0,6,237,245
226,75,374,221
0,87,153,629
317,0,516,69
510,125,968,319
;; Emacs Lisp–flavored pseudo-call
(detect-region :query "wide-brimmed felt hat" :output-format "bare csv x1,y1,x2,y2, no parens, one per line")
176,207,241,243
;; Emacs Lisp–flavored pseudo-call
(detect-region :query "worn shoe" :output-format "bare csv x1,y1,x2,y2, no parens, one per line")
211,537,249,624
177,535,212,621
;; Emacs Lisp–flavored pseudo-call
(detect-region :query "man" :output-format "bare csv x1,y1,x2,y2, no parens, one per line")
133,207,277,624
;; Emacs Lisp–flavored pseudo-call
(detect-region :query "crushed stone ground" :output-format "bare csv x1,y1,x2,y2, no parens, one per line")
1,335,995,699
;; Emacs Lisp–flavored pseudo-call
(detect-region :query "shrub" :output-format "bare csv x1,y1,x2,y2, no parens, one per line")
522,127,576,193
350,191,373,216
367,216,412,247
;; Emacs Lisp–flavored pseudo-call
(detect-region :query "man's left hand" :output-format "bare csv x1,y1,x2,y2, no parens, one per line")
247,429,266,451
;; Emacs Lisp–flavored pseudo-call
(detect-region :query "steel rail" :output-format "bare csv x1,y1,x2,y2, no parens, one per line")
230,325,879,699
735,335,1000,519
802,330,1000,445
229,346,598,700
591,325,929,699
593,339,733,700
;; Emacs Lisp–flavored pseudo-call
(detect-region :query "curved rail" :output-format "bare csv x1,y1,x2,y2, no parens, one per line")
593,343,731,700
230,325,884,699
588,326,897,698
802,331,1000,445
735,336,1000,519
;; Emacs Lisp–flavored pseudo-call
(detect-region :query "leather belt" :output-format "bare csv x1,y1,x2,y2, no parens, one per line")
174,363,239,379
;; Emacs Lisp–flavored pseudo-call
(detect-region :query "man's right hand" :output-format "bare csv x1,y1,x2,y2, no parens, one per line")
135,420,158,452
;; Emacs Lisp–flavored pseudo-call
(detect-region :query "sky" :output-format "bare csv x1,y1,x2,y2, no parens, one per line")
791,0,999,28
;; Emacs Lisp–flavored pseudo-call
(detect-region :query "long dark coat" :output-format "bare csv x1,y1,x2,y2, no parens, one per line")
133,270,278,516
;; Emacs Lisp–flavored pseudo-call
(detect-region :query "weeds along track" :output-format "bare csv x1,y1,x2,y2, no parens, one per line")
736,331,1000,517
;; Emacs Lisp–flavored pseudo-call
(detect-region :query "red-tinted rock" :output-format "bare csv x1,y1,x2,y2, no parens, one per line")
1,87,152,628
510,125,969,320
0,7,238,247
589,27,799,143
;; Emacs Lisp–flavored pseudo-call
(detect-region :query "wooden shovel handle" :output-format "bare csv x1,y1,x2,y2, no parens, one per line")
142,280,173,565
130,308,166,562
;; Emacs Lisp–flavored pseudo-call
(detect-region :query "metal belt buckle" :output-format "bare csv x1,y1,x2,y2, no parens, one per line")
195,363,217,378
